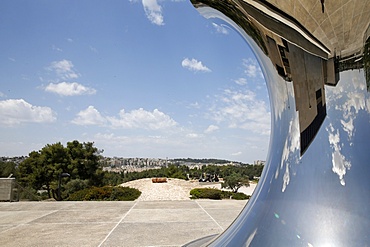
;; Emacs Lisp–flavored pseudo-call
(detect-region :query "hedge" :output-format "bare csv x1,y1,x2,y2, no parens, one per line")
190,188,250,200
190,188,222,200
67,186,141,201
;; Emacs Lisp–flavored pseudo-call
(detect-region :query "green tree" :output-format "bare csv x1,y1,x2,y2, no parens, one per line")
221,173,250,193
40,142,71,198
0,161,17,177
17,140,103,199
66,140,102,185
18,151,45,196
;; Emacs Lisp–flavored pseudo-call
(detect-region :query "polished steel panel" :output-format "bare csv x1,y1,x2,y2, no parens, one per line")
186,0,370,246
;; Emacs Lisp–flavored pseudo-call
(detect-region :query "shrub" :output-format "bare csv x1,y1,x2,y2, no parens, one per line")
84,186,112,200
221,190,233,199
231,192,250,200
190,188,222,200
190,188,250,200
62,179,90,199
110,186,142,201
18,186,40,201
220,191,250,200
67,186,141,201
67,189,89,201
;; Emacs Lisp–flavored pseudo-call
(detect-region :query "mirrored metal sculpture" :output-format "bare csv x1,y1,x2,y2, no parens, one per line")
186,0,370,246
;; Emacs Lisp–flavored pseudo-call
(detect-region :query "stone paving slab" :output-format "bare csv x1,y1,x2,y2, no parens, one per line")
203,208,243,225
123,208,212,223
0,222,115,247
133,200,199,209
100,222,221,247
32,209,127,224
0,210,54,225
0,200,247,247
196,200,247,209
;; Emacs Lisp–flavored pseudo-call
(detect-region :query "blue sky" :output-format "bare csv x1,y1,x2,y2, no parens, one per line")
0,0,270,163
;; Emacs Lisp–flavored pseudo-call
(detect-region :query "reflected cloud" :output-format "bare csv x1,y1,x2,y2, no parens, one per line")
281,110,300,192
327,123,351,186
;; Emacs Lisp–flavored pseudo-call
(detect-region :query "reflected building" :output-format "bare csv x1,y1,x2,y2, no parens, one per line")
186,0,370,246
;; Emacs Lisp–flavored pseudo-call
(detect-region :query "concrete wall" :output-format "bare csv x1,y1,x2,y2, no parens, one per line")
0,178,15,201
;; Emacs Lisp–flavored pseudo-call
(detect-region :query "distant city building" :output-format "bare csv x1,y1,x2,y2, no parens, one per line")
100,157,248,173
254,160,265,166
0,156,27,165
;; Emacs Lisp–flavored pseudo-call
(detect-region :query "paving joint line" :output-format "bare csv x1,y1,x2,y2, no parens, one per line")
195,201,224,231
97,201,138,247
0,209,59,234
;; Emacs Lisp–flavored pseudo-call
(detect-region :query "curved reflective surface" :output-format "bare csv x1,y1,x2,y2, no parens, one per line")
187,0,370,246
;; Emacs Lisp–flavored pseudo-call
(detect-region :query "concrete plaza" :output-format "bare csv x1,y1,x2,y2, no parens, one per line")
0,200,247,247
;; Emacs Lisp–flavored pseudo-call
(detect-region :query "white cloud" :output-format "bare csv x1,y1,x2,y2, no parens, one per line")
67,38,73,42
142,0,164,26
48,59,80,80
186,133,200,138
0,99,56,125
235,78,247,85
204,124,219,133
72,106,178,131
52,45,63,52
8,57,16,62
210,89,270,135
231,151,242,156
45,82,96,96
108,108,177,130
89,46,98,53
72,106,106,126
243,58,262,78
212,23,229,34
0,92,6,98
189,102,200,109
182,58,211,72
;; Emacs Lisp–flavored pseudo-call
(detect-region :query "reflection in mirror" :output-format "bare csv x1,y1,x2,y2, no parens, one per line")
186,0,370,246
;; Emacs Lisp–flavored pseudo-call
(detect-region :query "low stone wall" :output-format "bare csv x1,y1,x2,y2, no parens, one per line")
0,178,15,201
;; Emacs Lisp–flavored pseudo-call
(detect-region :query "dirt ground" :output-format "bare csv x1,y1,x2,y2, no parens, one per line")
120,178,257,201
